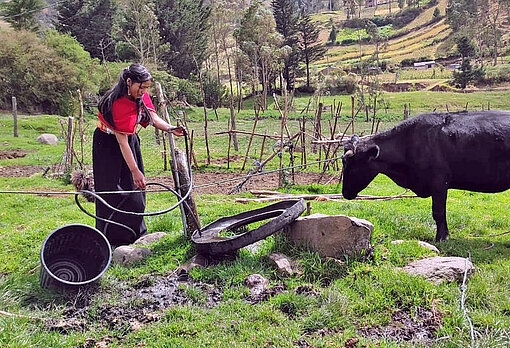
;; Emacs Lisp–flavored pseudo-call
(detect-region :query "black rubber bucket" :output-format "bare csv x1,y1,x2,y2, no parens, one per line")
40,224,112,289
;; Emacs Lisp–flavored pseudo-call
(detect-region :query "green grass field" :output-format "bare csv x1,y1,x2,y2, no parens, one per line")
0,90,509,347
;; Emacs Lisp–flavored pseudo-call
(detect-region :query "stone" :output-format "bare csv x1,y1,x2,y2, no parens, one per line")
401,256,475,284
266,253,302,277
245,274,269,296
283,213,373,258
176,254,209,279
391,240,440,253
112,246,151,265
134,232,168,246
36,134,58,145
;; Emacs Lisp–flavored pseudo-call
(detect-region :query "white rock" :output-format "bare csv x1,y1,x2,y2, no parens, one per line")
401,256,475,284
36,134,58,145
267,253,302,277
112,246,151,265
245,274,269,296
134,232,167,246
283,213,373,257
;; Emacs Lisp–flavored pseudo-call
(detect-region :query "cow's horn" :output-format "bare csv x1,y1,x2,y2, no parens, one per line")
343,150,354,158
351,134,360,146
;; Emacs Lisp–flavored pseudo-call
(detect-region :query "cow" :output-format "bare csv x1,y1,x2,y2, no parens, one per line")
341,110,510,241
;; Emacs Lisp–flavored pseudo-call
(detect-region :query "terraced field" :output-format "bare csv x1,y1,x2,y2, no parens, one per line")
314,0,452,67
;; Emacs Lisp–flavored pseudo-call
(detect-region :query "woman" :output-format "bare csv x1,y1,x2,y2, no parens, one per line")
93,63,183,246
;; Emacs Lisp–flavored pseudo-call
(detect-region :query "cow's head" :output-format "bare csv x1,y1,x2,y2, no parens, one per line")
341,135,380,200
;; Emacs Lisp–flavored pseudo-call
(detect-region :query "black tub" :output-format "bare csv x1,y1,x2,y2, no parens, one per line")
40,224,112,289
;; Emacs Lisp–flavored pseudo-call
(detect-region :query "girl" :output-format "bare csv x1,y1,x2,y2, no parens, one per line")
93,63,183,246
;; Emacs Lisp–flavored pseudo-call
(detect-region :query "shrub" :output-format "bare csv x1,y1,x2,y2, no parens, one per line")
0,29,98,115
340,38,356,46
400,58,417,67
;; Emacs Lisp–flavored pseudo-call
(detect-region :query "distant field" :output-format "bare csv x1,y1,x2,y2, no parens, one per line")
314,0,451,67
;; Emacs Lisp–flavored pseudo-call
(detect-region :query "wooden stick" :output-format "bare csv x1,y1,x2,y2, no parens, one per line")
259,131,267,162
215,130,281,139
227,119,232,169
237,191,417,203
12,96,18,137
242,106,259,171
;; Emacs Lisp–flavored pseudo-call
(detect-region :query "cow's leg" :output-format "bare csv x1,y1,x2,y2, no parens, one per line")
432,189,449,241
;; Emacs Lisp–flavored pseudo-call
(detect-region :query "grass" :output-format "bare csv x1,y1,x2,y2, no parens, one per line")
0,90,510,347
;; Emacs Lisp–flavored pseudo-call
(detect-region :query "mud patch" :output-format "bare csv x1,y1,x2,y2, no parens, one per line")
0,149,34,160
46,274,223,334
210,155,244,165
359,307,442,344
247,284,286,304
0,165,44,177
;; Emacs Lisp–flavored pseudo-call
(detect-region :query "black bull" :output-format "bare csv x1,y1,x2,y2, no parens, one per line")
341,110,510,241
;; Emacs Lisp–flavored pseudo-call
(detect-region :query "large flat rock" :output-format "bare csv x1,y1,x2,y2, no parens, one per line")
283,213,373,257
402,256,475,284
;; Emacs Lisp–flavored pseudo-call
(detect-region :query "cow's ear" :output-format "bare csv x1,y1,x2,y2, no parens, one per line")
367,145,380,160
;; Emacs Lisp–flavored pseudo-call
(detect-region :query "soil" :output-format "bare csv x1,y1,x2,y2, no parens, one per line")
0,149,34,160
0,165,45,177
152,171,339,195
358,306,443,345
45,273,224,335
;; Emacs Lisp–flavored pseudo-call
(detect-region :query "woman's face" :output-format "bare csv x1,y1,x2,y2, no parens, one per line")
127,79,151,99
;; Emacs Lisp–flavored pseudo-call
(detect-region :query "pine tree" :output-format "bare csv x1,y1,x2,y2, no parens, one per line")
55,0,117,61
298,12,326,88
154,0,211,79
0,0,44,31
272,0,301,90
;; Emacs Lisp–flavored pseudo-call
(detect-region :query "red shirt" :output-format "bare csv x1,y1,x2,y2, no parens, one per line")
97,93,156,135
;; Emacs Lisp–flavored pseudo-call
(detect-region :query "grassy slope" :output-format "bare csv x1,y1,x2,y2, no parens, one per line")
0,97,509,347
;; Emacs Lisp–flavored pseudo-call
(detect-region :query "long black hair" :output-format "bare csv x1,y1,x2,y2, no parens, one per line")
98,63,152,127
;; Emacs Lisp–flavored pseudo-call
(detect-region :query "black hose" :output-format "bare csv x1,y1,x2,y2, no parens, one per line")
75,128,196,239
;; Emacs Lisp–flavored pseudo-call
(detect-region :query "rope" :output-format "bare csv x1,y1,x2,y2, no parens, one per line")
460,252,475,347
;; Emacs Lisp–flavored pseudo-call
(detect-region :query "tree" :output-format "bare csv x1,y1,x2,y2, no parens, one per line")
455,34,476,60
154,0,211,78
366,20,383,68
328,23,337,43
272,0,301,90
433,7,440,19
0,0,44,31
297,12,326,88
234,2,283,109
55,0,117,61
452,35,483,89
446,0,477,31
114,0,161,66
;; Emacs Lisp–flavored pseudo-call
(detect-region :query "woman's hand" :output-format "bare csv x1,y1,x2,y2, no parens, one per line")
168,126,186,137
131,167,146,189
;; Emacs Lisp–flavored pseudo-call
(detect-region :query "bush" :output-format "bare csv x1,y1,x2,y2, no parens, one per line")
296,85,316,93
340,38,356,46
400,58,417,67
335,73,358,94
149,70,201,105
0,29,98,115
344,7,422,30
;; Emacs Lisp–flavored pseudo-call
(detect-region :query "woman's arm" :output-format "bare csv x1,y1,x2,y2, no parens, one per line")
114,132,146,189
150,110,185,136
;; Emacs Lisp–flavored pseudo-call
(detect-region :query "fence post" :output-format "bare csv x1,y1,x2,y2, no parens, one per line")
12,97,18,137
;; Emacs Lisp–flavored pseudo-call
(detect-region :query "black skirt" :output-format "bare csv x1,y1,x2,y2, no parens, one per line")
92,128,147,246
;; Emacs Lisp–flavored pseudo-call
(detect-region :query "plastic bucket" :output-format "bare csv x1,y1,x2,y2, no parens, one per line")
40,224,112,289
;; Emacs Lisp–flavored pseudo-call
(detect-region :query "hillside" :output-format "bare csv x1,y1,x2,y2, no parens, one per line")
313,0,454,68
